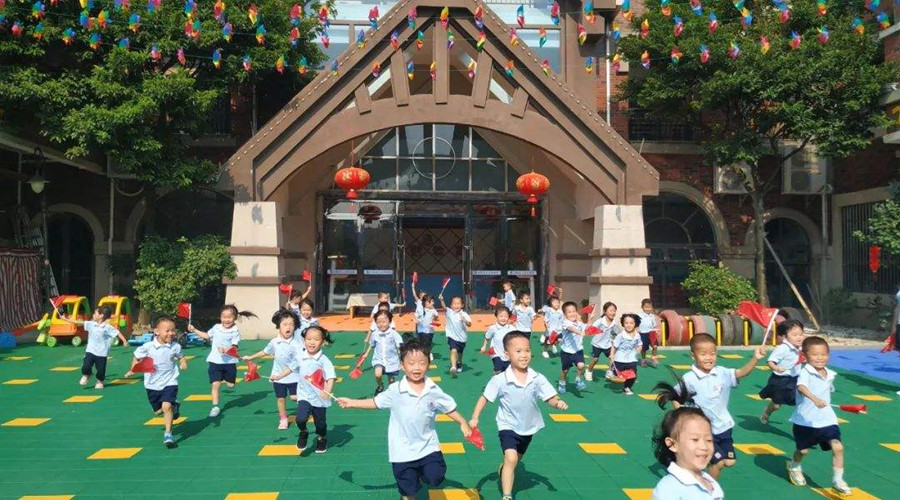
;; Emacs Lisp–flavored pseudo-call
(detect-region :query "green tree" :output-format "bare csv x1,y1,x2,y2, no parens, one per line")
617,0,899,304
855,181,900,255
682,260,757,314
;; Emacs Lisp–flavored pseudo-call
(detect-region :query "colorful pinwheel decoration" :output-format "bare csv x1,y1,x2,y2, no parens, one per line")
408,7,416,30
248,4,259,24
390,30,399,50
243,55,252,72
447,31,455,50
583,1,595,24
790,30,801,50
551,1,560,25
275,55,285,74
622,0,633,22
510,27,520,46
690,0,702,16
115,0,130,11
505,60,515,77
611,53,622,71
578,24,587,45
416,30,425,50
517,4,526,28
611,22,620,41
670,47,682,65
541,59,551,76
728,41,740,59
318,5,329,26
290,4,301,26
699,44,710,63
440,6,449,30
256,25,266,45
177,48,186,65
760,35,770,54
467,60,477,79
660,0,671,17
33,22,44,40
150,44,161,61
369,6,379,29
89,32,101,50
740,8,752,29
709,13,718,34
779,5,790,24
298,56,307,75
222,22,233,42
865,0,881,11
80,12,90,30
356,28,365,49
476,31,485,51
321,30,330,49
129,14,141,33
372,62,381,78
407,60,415,80
430,60,437,80
214,0,225,22
640,50,650,69
62,28,75,45
817,26,829,44
673,16,683,37
816,0,826,16
877,13,891,29
289,27,299,46
475,5,484,30
98,10,109,28
212,49,222,69
852,17,865,35
640,18,649,39
31,1,45,20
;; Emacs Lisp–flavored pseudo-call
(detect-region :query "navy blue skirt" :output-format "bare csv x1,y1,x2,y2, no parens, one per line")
759,373,798,405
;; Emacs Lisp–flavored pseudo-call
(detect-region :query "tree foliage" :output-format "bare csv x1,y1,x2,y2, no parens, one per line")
0,0,330,188
682,260,757,314
855,182,900,256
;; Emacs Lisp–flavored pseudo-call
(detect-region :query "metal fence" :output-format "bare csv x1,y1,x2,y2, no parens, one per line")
627,109,697,142
842,201,900,294
205,96,231,135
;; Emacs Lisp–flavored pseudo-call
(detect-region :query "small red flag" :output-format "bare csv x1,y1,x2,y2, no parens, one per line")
412,271,419,284
278,283,293,296
431,320,441,328
466,427,485,450
306,369,326,390
736,301,778,328
132,357,156,373
176,302,192,319
618,369,637,380
244,360,261,382
869,246,881,275
441,276,451,290
509,315,518,324
50,296,65,309
547,331,560,344
224,345,239,358
836,404,867,414
302,269,312,282
584,325,601,336
546,284,556,296
349,366,364,379
797,352,807,365
482,347,495,356
489,297,499,307
580,304,595,316
882,335,896,353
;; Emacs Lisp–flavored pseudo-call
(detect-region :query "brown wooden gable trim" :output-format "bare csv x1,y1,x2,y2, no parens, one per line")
510,88,528,118
433,22,449,104
390,49,411,106
354,85,373,115
471,51,492,108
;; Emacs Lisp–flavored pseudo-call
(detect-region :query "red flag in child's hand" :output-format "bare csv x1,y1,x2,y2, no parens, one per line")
466,427,486,451
306,369,326,390
509,315,518,324
224,345,239,358
412,271,419,284
548,331,560,344
50,296,65,309
176,302,192,319
618,369,637,380
546,283,556,296
836,404,867,414
735,301,779,328
797,352,807,365
489,297,499,307
881,335,896,353
278,283,293,296
431,320,441,328
441,276,451,290
244,361,261,382
584,325,601,336
132,357,156,373
350,366,364,379
482,347,495,356
580,304,595,316
301,269,312,282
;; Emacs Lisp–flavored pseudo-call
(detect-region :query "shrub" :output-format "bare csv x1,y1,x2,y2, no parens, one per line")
682,261,757,315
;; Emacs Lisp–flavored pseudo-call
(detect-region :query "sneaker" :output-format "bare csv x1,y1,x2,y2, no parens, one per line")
551,345,558,354
832,480,851,496
557,381,567,394
651,357,659,367
456,365,464,373
94,381,104,389
172,402,181,421
605,370,614,381
584,370,594,382
163,433,177,449
640,359,648,368
787,462,807,486
315,437,327,454
542,351,550,359
208,406,221,418
575,378,586,391
502,496,513,500
297,432,309,451
278,417,289,430
624,388,634,396
79,375,89,386
450,367,458,378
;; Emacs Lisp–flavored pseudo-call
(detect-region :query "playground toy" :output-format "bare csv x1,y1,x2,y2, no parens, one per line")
97,295,133,345
42,295,91,347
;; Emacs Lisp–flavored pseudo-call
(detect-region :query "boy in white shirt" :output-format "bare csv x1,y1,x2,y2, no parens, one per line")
439,294,472,377
62,305,127,389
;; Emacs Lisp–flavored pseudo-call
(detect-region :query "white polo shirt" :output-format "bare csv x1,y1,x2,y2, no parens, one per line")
681,365,738,435
541,306,564,334
638,311,659,333
205,324,241,364
612,331,643,363
414,299,424,320
483,366,557,436
590,317,619,349
84,320,119,357
417,308,439,334
485,323,515,361
652,462,724,500
514,306,536,332
370,328,404,373
768,341,802,377
444,309,470,343
504,290,516,310
374,377,458,463
790,364,838,428
263,336,301,384
133,339,183,391
292,348,337,408
295,316,319,335
559,319,586,354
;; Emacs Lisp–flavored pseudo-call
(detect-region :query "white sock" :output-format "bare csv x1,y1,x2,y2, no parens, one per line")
833,468,844,483
789,460,802,470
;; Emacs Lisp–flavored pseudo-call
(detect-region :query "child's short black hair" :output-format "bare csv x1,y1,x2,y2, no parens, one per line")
546,294,560,307
517,291,530,300
289,289,303,300
374,310,393,323
377,291,390,300
422,294,434,304
776,319,804,337
300,298,315,310
400,339,430,360
620,313,641,327
302,325,333,344
494,305,511,317
561,301,578,312
652,406,712,466
271,308,299,329
154,316,175,328
641,298,653,307
689,333,717,351
222,304,257,320
96,305,112,321
503,331,530,350
602,301,617,313
802,335,829,354
449,295,464,305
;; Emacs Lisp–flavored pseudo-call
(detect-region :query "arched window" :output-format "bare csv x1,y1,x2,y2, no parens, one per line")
644,193,719,309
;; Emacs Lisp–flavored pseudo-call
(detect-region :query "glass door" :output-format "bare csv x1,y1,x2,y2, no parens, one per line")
467,209,504,311
506,206,541,302
400,213,466,307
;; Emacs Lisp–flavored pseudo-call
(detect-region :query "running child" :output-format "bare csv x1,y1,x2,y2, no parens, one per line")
242,309,303,430
610,313,643,395
365,302,396,346
360,310,404,396
369,291,406,323
439,294,472,377
638,298,660,367
296,298,319,334
502,281,516,310
416,294,439,361
759,319,805,424
539,289,564,358
585,301,618,382
411,275,427,320
284,286,312,318
650,401,723,499
513,292,537,339
125,316,187,448
61,305,127,389
187,304,257,418
657,333,765,479
558,301,591,394
481,306,516,374
337,340,472,500
469,332,568,500
786,336,851,495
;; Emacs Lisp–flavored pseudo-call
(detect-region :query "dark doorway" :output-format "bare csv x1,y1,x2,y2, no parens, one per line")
765,218,811,308
47,213,94,298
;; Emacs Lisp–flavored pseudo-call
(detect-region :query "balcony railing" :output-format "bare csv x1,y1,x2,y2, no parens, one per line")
628,109,698,143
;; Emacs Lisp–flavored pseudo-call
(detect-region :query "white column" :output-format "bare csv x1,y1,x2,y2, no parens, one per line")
589,205,652,314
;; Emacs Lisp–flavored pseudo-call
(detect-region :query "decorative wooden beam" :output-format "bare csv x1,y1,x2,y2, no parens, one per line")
354,84,372,115
510,88,528,118
471,51,493,108
434,23,449,104
390,50,410,106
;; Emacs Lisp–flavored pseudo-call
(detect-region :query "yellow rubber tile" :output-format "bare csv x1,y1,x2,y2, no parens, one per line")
184,355,196,360
287,416,314,423
579,443,627,454
238,365,249,370
670,364,692,370
107,378,138,385
258,445,300,457
144,417,187,426
19,496,75,500
811,487,879,499
549,414,587,422
594,364,609,369
428,489,480,500
2,418,50,427
880,443,900,452
837,418,849,424
440,442,465,454
755,366,772,371
335,354,356,359
734,443,784,455
429,364,438,369
655,355,667,359
430,377,442,382
225,494,279,500
853,394,892,402
720,354,743,359
261,355,274,360
335,377,344,383
623,489,653,500
4,379,38,385
746,394,764,400
333,365,350,370
87,448,142,460
185,394,213,402
436,414,453,422
50,366,79,372
64,395,102,403
3,356,31,361
638,394,657,401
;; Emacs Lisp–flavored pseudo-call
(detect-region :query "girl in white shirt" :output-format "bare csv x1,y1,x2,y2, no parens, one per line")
651,402,724,500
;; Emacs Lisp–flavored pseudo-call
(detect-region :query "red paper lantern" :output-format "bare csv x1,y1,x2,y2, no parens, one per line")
334,166,370,199
869,245,881,275
515,171,550,217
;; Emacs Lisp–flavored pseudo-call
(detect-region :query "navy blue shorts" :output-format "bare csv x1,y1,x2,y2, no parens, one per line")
711,428,735,464
561,350,585,371
499,430,533,455
640,333,652,352
391,451,447,496
492,357,510,373
417,331,435,347
759,374,798,405
793,424,841,451
273,381,297,399
208,362,237,384
448,338,466,353
591,346,611,359
373,365,400,378
146,385,178,412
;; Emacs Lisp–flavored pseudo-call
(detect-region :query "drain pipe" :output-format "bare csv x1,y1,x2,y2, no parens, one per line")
605,21,611,125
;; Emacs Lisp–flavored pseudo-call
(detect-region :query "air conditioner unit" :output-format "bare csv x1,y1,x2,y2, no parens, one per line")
781,145,828,194
107,155,137,180
714,163,751,194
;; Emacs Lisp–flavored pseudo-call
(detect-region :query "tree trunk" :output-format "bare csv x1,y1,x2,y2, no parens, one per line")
136,184,158,330
750,191,769,306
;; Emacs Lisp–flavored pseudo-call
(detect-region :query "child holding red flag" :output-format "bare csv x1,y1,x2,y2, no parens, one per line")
439,294,471,377
502,281,516,310
638,298,661,367
60,304,128,389
125,316,187,448
469,332,568,500
786,336,852,496
558,301,591,394
337,340,472,500
415,294,439,360
759,319,805,424
361,310,404,396
610,313,643,396
539,289,564,359
513,292,537,339
187,304,256,418
586,301,619,382
481,306,516,374
243,309,303,430
284,287,312,319
296,299,319,334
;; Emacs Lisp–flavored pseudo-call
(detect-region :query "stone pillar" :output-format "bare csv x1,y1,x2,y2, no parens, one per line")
223,201,285,339
589,205,652,314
